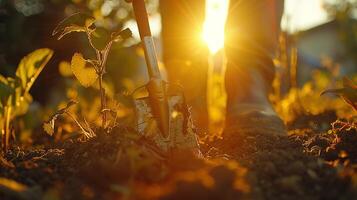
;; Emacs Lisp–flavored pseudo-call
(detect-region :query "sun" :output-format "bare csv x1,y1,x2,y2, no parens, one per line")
202,0,230,54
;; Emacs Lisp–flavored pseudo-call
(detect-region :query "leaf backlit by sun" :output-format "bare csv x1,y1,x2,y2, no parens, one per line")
71,53,99,88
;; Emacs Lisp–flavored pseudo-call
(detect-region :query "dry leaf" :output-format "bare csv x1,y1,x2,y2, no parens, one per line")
43,122,54,136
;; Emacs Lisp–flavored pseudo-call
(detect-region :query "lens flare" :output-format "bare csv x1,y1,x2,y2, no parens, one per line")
202,0,230,54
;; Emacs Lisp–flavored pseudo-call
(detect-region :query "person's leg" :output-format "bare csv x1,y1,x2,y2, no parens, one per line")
160,0,209,132
224,0,286,134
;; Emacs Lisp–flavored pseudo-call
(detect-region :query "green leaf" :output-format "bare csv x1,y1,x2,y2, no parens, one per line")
5,77,20,90
13,92,32,116
90,27,111,50
56,25,87,40
111,28,132,42
71,53,98,88
52,12,95,40
15,48,53,93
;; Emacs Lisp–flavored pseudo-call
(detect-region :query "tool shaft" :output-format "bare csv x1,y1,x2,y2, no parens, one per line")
132,0,160,79
132,0,151,38
131,0,170,138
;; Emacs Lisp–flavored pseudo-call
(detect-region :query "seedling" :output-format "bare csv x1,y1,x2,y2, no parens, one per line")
43,100,96,138
0,48,53,152
52,13,132,129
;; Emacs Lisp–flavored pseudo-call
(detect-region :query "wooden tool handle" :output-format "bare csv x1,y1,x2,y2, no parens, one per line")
132,0,152,39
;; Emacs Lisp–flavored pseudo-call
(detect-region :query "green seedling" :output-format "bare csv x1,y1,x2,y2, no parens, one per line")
0,48,53,152
43,100,96,138
52,12,132,129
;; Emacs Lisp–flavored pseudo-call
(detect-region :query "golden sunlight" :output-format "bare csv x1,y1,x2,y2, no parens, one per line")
202,0,230,54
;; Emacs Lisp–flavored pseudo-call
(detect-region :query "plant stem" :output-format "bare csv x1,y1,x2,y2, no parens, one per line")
65,111,93,138
98,41,113,129
101,41,113,74
98,75,106,128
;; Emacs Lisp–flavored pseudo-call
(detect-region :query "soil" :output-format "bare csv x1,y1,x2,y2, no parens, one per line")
1,111,357,200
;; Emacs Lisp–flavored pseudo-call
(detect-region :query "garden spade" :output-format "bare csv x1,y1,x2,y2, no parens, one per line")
128,0,199,153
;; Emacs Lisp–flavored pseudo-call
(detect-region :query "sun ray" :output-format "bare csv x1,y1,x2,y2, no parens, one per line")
202,0,230,54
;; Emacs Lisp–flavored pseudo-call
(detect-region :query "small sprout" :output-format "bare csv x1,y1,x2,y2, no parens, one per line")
53,12,132,130
321,77,357,111
44,100,96,139
43,100,98,138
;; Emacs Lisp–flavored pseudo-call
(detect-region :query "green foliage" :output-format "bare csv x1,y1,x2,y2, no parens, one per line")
43,100,96,139
46,71,135,140
16,49,53,92
49,13,132,135
0,48,53,152
275,71,356,123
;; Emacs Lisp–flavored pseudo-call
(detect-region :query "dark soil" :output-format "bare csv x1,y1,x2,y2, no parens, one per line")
1,112,357,200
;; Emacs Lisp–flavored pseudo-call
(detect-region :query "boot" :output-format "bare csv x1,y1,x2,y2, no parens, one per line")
222,0,285,136
224,65,286,136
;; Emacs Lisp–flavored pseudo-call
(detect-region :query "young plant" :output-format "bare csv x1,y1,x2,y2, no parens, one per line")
52,13,132,129
43,100,96,139
0,48,53,152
